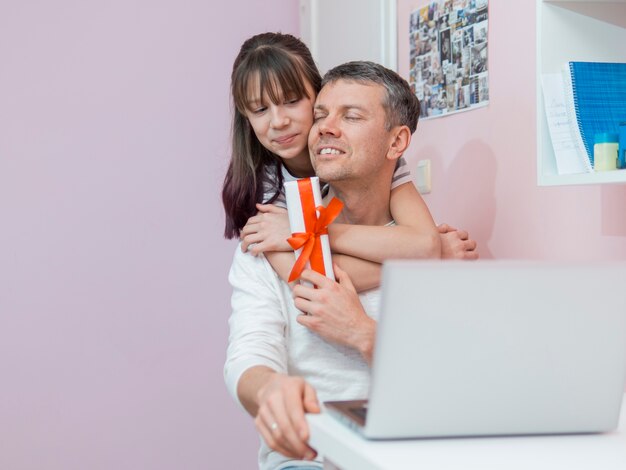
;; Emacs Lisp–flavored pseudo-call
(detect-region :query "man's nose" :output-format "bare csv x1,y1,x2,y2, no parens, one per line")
317,115,340,136
269,106,289,129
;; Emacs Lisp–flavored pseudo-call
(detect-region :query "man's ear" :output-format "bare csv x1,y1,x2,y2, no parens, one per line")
386,125,412,161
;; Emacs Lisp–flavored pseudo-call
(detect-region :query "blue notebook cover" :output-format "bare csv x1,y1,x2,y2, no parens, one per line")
568,62,626,168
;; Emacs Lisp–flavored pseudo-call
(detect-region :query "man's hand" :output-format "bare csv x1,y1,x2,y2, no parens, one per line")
438,223,479,260
255,373,320,460
241,204,292,255
293,265,376,363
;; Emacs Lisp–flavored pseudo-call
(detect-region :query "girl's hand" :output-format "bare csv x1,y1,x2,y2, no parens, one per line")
437,223,479,260
240,204,292,255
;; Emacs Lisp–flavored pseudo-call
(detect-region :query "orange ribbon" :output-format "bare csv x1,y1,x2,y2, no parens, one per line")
287,179,343,282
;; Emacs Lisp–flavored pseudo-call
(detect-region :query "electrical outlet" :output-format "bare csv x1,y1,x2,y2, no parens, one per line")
416,159,431,194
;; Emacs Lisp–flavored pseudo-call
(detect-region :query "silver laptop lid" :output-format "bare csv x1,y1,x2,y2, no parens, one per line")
365,261,626,439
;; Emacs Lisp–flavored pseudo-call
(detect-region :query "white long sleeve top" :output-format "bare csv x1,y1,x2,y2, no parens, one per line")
224,245,382,470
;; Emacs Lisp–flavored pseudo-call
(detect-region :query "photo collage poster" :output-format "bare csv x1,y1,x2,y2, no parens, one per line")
409,0,489,119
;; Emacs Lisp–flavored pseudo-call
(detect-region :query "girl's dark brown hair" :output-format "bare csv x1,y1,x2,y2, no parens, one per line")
222,32,321,239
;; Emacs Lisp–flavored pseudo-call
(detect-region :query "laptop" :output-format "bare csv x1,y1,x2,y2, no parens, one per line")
325,260,626,439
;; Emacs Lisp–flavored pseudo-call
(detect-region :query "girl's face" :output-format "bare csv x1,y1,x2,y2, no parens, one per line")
244,74,316,175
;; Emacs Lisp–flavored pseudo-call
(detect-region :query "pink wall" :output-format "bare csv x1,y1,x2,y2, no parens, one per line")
398,0,626,261
0,1,298,469
3,1,625,469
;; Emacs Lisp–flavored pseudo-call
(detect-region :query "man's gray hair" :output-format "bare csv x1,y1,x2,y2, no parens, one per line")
321,61,420,134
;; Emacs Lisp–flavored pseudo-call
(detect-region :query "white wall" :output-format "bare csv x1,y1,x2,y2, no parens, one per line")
300,0,397,73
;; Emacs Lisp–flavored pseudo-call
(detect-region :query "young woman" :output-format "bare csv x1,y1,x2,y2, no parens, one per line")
222,32,444,290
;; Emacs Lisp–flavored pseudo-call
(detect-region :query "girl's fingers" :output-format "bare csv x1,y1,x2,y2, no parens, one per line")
240,222,260,236
241,233,263,252
249,241,269,256
247,213,264,224
256,203,287,214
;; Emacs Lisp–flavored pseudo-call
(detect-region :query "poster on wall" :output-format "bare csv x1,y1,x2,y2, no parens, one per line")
409,0,489,119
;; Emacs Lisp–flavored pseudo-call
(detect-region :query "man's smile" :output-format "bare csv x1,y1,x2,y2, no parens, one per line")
314,143,347,157
319,147,343,155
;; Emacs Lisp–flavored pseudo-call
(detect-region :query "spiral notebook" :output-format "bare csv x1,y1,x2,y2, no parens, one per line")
562,61,626,170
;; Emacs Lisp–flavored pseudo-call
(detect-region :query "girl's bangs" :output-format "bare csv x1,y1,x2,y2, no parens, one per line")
234,51,309,112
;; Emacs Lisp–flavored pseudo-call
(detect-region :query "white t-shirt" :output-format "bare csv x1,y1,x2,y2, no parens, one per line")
262,157,413,208
224,246,382,470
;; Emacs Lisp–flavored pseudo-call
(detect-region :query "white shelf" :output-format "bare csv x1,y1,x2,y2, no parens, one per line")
536,0,626,186
539,170,626,187
546,0,626,2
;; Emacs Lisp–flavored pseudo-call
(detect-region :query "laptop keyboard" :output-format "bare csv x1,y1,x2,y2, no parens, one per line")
350,405,368,421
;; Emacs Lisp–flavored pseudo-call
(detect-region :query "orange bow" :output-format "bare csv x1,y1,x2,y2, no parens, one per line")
287,179,343,282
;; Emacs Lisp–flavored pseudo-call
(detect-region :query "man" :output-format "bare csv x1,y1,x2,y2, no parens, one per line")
225,61,463,470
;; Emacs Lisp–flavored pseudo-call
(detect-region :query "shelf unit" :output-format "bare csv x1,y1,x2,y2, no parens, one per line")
536,0,626,186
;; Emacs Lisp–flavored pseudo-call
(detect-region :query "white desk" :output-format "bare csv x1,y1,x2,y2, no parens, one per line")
307,395,626,470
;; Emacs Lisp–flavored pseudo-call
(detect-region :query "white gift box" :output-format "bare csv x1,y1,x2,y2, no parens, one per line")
284,177,336,283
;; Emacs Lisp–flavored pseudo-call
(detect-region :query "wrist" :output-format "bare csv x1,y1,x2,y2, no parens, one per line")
355,317,377,363
239,366,278,417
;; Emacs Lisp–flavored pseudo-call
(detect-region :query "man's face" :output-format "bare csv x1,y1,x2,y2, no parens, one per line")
308,80,394,184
